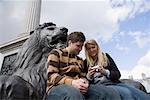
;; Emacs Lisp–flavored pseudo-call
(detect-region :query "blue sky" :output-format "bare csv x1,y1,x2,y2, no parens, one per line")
0,0,150,79
101,10,150,67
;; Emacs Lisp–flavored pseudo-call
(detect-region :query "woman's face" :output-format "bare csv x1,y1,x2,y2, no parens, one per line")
86,44,98,57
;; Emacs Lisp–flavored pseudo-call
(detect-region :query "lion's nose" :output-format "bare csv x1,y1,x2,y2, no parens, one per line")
60,27,68,33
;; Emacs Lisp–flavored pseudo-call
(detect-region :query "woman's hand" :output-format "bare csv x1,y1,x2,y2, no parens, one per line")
87,66,96,79
99,66,105,74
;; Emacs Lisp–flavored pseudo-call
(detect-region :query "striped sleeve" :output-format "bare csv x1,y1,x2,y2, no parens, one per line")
47,49,74,87
77,57,86,77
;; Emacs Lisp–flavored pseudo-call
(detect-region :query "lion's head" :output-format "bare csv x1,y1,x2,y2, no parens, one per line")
35,22,68,49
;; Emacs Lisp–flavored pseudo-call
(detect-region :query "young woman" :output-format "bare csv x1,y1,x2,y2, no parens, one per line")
84,39,150,100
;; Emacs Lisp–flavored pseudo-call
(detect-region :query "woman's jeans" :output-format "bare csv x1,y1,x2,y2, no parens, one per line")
108,83,150,100
116,83,150,100
47,84,121,100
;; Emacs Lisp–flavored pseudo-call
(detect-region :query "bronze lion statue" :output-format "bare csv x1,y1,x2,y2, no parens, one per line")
0,22,147,100
0,22,68,100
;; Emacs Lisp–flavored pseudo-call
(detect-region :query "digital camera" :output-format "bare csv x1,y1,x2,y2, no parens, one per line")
91,65,99,72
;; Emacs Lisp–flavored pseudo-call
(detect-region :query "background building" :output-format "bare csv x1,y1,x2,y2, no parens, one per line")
0,0,41,75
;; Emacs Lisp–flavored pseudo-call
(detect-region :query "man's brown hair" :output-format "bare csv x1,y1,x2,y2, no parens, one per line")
67,32,86,43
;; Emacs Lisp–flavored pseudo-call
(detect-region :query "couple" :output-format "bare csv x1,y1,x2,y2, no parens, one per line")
46,32,149,100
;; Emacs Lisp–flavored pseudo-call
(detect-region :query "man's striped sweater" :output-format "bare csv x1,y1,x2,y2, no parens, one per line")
46,48,86,91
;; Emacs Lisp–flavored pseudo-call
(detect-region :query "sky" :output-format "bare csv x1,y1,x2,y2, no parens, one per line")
0,0,150,79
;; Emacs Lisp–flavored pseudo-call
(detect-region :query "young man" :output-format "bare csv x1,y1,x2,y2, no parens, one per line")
46,32,121,100
47,32,88,100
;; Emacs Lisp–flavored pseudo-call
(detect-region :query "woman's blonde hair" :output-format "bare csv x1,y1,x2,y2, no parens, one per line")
84,39,109,67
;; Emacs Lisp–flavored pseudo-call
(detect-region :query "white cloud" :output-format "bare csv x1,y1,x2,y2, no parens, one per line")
40,0,120,42
120,51,150,79
107,3,131,22
120,70,132,79
1,0,150,44
138,51,150,67
134,36,150,48
84,0,150,42
128,31,150,48
115,43,130,53
108,0,150,45
110,0,150,19
131,65,150,79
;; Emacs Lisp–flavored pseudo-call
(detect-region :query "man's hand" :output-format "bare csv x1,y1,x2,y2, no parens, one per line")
72,78,89,94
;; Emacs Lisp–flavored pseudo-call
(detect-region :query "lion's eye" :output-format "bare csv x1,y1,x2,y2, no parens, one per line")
47,27,55,30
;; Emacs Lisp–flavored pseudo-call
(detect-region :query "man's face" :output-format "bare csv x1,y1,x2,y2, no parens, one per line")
69,41,84,55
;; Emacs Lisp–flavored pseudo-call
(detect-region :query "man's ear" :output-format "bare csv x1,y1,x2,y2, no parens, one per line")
68,40,72,46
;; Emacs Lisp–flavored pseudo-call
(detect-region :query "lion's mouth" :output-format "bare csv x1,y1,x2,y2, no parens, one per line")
46,27,68,48
50,32,67,45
